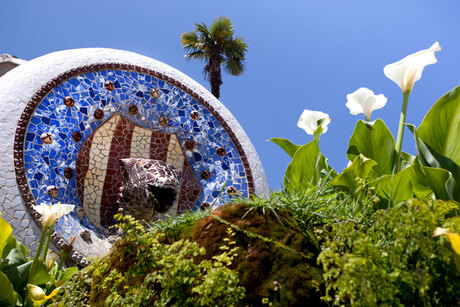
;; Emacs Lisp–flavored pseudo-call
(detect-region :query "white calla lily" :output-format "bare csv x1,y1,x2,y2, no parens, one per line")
45,250,60,269
297,109,331,135
384,42,441,93
32,203,75,227
346,87,387,121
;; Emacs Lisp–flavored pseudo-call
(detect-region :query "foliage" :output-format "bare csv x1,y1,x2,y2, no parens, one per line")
54,215,245,306
150,208,211,240
239,172,377,254
271,41,459,210
317,199,460,306
0,212,76,307
181,16,248,99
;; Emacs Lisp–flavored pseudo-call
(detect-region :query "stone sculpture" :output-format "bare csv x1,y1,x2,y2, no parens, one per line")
117,158,183,222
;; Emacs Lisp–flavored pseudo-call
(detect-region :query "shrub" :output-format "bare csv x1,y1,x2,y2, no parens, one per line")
53,215,245,307
318,199,460,306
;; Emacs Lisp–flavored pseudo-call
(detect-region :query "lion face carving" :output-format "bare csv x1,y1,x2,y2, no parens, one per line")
117,158,184,221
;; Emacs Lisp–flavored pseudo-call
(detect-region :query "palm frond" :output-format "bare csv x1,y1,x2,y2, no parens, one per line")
210,16,233,38
183,50,208,62
223,57,245,76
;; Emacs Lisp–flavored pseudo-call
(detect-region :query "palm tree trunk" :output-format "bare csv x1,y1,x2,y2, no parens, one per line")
209,51,222,99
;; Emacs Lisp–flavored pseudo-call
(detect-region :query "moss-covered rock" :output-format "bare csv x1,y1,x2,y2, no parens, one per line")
52,204,326,306
174,203,325,306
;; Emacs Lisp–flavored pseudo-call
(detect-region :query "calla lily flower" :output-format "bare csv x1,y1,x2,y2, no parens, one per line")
297,109,331,135
433,227,460,255
384,42,441,93
45,250,60,269
27,284,59,305
32,203,75,227
346,87,387,121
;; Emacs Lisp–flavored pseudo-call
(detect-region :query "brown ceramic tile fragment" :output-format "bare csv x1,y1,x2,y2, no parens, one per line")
216,146,226,156
64,167,74,179
94,109,104,120
64,96,75,107
40,132,53,144
104,81,114,91
190,110,200,120
185,140,196,151
200,170,211,180
159,115,169,127
128,104,138,115
150,88,160,99
72,131,82,142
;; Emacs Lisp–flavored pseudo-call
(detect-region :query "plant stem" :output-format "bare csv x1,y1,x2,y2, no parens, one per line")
28,226,48,284
41,225,53,262
54,250,69,281
394,91,411,173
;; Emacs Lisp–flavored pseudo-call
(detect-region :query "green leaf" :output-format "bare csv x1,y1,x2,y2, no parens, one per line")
268,137,302,158
408,123,460,201
332,154,377,193
347,119,395,176
414,86,460,201
30,260,52,285
412,157,454,200
0,214,12,258
3,234,27,260
0,271,17,307
56,266,78,282
3,260,31,294
417,85,460,166
372,166,415,206
284,138,333,188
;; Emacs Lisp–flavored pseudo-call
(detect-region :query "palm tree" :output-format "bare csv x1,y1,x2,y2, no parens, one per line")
180,17,248,99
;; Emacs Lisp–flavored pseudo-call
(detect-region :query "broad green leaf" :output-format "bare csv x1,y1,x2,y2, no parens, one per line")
408,123,460,201
372,166,415,206
347,119,395,176
284,138,333,188
401,151,416,170
0,214,12,258
412,157,454,200
269,137,301,158
0,271,17,306
3,234,27,260
3,260,32,294
417,85,460,165
30,260,52,285
332,154,377,193
4,248,28,266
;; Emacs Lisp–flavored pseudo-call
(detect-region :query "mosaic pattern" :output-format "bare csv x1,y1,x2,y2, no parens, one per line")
13,63,256,264
118,158,183,222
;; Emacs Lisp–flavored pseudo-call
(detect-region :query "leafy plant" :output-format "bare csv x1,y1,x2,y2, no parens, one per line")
239,172,377,255
0,211,77,307
54,215,245,306
317,199,460,306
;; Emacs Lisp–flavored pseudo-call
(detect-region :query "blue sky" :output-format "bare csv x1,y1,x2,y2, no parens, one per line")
3,0,460,189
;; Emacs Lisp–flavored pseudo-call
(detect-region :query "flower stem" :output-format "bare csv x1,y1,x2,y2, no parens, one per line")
394,91,411,172
54,250,69,281
41,226,53,262
28,226,48,284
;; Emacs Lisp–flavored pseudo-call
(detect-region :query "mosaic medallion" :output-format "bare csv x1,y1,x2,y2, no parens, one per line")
9,58,265,265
